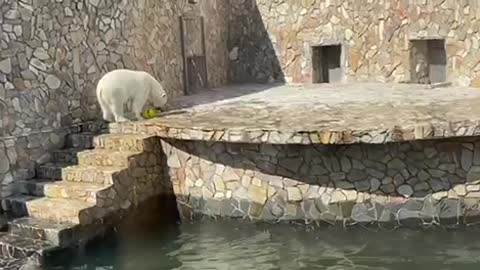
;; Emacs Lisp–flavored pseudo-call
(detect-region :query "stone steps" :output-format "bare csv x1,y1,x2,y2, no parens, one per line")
8,218,76,246
37,163,73,180
1,195,39,217
77,149,142,167
0,121,114,266
26,198,97,224
51,148,83,164
0,232,55,260
69,121,108,134
62,165,126,185
94,134,159,152
0,123,157,265
8,217,79,247
43,181,110,203
65,132,96,149
8,217,106,251
11,180,52,197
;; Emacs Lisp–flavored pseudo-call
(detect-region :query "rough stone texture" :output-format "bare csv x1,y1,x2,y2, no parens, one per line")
24,133,172,224
0,133,168,267
4,0,480,237
159,136,480,227
0,121,107,204
0,0,228,202
228,0,480,86
1,120,111,203
0,257,28,270
0,131,174,268
109,83,480,145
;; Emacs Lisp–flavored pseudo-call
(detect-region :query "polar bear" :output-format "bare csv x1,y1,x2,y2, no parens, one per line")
96,69,168,122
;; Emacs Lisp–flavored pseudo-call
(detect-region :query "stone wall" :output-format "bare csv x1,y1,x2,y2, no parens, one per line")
228,0,480,86
0,0,229,196
163,138,480,227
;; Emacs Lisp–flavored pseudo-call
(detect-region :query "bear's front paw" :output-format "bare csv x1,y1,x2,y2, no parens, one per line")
115,117,129,123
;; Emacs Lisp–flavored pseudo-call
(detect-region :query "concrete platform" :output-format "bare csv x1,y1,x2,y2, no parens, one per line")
106,84,480,228
114,83,480,144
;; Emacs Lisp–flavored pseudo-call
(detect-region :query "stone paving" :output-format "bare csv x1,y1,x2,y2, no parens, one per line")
113,83,480,144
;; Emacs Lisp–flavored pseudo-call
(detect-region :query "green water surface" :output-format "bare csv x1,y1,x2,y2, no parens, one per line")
58,220,480,270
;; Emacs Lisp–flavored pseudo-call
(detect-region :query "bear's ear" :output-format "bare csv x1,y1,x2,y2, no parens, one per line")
161,93,166,97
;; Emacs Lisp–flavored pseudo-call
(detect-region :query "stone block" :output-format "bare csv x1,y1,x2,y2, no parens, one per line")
286,187,303,202
467,166,480,182
247,185,267,205
8,217,81,247
94,134,158,152
77,149,142,168
62,165,124,185
437,199,462,226
43,181,110,203
26,198,97,224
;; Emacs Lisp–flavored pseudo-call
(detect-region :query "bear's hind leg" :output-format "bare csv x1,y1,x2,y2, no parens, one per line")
98,94,115,122
111,97,129,122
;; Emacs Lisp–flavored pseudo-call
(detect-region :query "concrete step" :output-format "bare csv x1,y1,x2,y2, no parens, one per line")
11,180,52,197
78,121,108,133
26,198,97,224
44,181,110,203
51,148,83,164
37,163,72,180
77,149,143,167
94,134,159,152
8,217,79,247
1,195,40,217
62,165,125,185
65,132,95,149
0,232,55,259
68,121,108,134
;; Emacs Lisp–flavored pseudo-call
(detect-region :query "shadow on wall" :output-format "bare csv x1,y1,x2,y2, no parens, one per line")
161,137,480,226
228,1,285,84
167,139,477,200
114,143,180,232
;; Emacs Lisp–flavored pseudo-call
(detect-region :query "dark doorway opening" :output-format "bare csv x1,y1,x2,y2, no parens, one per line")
410,39,447,84
180,16,208,94
312,45,343,83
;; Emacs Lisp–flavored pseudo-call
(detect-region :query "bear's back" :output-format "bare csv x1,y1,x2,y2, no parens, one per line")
98,69,148,91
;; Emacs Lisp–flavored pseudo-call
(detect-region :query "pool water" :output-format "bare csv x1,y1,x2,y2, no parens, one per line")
53,220,480,270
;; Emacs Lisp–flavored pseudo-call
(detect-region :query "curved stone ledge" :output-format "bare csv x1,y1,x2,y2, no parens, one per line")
159,136,480,227
109,119,480,145
109,83,480,145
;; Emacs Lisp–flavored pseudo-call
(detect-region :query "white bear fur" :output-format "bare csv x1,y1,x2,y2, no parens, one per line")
96,69,168,122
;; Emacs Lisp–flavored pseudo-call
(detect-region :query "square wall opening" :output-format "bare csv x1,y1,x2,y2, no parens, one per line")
410,39,447,84
312,44,343,83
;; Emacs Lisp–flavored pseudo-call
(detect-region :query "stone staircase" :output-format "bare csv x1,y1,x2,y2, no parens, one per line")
4,122,106,217
0,122,107,267
0,122,165,268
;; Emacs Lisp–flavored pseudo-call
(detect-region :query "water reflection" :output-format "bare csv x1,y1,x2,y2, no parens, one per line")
59,221,480,270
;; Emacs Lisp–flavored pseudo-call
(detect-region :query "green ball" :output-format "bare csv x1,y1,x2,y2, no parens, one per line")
142,109,156,119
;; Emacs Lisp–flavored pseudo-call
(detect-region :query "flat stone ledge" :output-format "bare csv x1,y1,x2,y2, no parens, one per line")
110,120,480,145
109,83,480,145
